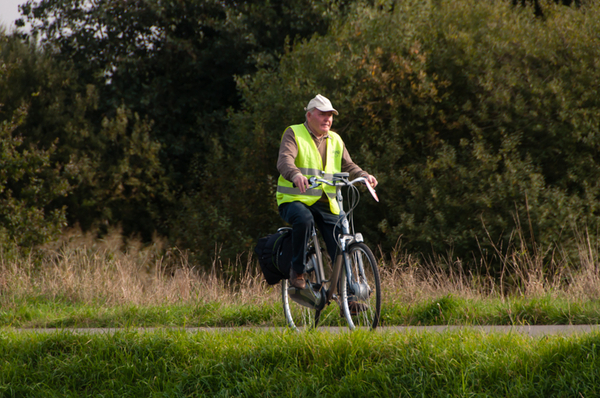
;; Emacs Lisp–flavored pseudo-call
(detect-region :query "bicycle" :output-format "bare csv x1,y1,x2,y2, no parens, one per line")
281,172,381,331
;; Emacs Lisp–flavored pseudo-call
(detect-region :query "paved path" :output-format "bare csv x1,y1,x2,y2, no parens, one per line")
381,325,600,336
7,325,600,336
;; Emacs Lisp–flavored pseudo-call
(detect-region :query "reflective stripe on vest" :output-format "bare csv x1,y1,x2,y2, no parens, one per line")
276,124,344,214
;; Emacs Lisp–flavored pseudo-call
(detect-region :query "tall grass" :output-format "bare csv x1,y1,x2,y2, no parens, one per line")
0,228,269,308
381,223,600,304
1,227,600,327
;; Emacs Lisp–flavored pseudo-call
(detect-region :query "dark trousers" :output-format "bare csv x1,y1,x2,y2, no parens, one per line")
279,201,341,274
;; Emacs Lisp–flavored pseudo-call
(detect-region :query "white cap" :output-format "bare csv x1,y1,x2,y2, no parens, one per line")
304,94,338,115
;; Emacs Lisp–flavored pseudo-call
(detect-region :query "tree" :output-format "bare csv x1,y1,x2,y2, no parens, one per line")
208,0,600,271
0,107,70,248
0,35,70,246
15,0,352,242
0,30,170,240
17,0,350,183
512,0,583,19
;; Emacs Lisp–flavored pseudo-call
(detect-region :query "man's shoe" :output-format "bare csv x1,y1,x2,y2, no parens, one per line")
289,268,306,290
340,299,368,317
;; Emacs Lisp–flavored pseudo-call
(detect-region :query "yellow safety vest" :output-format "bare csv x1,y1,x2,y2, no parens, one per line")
277,124,344,214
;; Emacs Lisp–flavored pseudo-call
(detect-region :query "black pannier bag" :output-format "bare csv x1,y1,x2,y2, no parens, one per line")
254,229,293,285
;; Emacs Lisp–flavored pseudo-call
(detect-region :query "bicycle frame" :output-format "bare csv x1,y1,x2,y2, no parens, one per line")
308,174,369,305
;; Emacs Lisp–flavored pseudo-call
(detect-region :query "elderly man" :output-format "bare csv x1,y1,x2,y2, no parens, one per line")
277,94,378,290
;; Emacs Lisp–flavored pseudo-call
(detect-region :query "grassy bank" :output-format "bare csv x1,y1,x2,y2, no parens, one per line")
1,229,600,328
2,230,600,396
1,329,599,397
3,294,600,329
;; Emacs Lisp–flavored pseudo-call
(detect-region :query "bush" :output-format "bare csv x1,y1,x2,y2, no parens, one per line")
211,0,600,272
0,32,171,241
0,104,69,247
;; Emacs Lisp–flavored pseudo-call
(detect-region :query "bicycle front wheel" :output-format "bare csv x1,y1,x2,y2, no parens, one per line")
282,253,321,331
340,242,381,330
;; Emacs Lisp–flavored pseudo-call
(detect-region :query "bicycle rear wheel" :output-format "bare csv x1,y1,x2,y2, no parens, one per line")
282,253,321,331
340,242,381,330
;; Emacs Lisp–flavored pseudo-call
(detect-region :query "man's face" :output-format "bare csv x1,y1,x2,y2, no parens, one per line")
307,109,334,136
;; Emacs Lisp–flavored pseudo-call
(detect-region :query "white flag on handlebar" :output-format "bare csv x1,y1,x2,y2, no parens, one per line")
366,182,379,202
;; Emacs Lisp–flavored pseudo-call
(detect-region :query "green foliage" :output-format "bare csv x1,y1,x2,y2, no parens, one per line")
17,0,351,177
0,107,69,247
410,0,600,266
0,30,170,239
0,37,70,247
69,105,170,237
5,0,600,269
220,0,600,270
13,0,353,246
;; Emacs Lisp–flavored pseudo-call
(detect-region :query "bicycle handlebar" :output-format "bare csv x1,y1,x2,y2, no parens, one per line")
307,175,368,190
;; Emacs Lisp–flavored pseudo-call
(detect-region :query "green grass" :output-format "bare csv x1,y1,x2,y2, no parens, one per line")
2,293,600,328
1,328,599,397
2,227,600,328
383,294,600,327
2,232,600,396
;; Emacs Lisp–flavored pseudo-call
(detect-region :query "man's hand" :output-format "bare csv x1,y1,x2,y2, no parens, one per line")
293,174,309,193
366,174,378,188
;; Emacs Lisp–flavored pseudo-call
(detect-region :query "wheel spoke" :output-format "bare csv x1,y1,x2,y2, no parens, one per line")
340,243,381,330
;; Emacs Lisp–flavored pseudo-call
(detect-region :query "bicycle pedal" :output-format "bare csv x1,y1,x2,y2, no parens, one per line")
288,285,324,310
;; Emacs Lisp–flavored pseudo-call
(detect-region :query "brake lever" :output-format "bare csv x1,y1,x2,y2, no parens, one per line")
292,177,319,190
306,176,320,189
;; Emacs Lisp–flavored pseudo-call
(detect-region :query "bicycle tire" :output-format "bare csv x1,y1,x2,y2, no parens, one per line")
339,242,381,330
282,253,321,331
